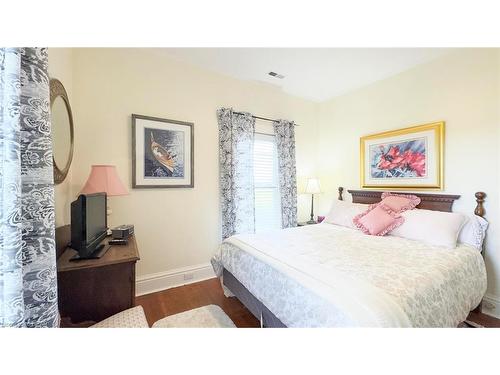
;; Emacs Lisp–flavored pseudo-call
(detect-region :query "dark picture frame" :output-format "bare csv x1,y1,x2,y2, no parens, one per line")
132,114,194,188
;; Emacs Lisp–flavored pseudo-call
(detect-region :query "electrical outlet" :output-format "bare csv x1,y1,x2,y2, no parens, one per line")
183,273,194,281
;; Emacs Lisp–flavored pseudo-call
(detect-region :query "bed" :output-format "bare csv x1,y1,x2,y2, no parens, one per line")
212,189,488,327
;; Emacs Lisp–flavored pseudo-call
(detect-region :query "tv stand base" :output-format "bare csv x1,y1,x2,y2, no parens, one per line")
70,243,111,261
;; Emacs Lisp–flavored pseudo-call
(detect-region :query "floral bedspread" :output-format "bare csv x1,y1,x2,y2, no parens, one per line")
212,224,486,327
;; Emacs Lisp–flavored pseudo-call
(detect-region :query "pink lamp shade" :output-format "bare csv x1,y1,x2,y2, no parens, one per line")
80,165,129,196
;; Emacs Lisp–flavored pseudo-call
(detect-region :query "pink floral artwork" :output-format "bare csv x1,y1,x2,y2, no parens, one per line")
370,138,427,179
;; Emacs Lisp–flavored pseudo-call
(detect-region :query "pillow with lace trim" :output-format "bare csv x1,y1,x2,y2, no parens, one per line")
353,203,404,236
458,214,488,251
379,191,421,213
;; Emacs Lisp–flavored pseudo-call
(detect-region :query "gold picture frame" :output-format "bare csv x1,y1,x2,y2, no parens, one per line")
360,121,444,190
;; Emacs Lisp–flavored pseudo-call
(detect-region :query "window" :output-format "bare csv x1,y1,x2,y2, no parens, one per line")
253,133,281,233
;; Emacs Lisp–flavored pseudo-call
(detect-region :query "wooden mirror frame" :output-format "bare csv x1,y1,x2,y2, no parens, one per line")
50,78,74,184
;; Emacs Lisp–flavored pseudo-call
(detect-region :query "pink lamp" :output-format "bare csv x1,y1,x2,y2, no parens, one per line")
80,165,128,220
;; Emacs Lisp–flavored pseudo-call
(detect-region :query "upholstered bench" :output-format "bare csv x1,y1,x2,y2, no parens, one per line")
152,305,236,328
90,305,149,328
90,304,235,328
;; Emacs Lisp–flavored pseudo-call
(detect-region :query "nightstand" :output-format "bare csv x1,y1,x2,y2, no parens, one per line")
297,221,318,227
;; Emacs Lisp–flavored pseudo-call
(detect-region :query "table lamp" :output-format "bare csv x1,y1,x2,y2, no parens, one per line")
80,165,128,231
305,178,321,224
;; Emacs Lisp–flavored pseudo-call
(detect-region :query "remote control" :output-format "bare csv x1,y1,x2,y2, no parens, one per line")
109,239,128,246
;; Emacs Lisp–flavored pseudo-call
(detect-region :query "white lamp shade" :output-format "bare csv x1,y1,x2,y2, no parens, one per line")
305,178,321,194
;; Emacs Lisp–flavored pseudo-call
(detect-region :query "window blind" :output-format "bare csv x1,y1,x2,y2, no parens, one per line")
254,133,282,233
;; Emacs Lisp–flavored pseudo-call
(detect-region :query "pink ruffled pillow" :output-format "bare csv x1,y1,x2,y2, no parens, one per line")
380,192,421,213
353,204,404,236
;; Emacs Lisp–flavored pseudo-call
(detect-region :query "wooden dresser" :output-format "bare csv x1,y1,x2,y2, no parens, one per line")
57,229,140,325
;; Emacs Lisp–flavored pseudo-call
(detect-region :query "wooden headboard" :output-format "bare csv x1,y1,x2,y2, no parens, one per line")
337,187,486,217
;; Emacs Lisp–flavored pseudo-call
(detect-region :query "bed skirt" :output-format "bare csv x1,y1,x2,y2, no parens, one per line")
223,268,286,328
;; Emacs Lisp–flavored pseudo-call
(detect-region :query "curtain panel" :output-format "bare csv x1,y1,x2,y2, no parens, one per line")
0,48,58,327
217,108,255,239
273,119,298,228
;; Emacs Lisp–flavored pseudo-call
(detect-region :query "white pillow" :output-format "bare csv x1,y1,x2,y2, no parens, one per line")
389,209,466,248
458,214,488,251
324,200,369,228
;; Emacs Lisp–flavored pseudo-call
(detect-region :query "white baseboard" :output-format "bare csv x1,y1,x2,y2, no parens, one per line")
482,294,500,319
136,263,216,296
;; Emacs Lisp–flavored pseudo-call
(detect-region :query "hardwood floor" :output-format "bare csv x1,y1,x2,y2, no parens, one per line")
466,311,500,328
135,278,500,328
135,278,259,327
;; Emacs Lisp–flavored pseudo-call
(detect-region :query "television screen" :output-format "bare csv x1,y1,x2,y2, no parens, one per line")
86,194,107,244
70,192,108,259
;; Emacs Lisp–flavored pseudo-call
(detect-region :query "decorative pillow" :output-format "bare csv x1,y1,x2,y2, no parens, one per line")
458,214,488,251
389,209,466,248
379,191,421,213
324,200,370,228
353,204,404,236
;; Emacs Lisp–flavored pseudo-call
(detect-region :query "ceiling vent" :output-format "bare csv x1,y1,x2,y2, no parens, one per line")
268,71,285,79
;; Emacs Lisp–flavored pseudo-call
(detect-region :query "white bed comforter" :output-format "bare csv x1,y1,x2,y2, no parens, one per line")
212,223,487,327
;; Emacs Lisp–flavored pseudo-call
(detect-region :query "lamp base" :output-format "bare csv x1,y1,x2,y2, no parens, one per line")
306,219,317,224
106,201,112,235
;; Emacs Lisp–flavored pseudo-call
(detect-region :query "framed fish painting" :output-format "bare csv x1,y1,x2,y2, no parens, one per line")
132,114,194,188
360,121,444,190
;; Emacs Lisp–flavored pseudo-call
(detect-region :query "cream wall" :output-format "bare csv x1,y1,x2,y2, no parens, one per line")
60,48,319,277
49,48,500,307
48,48,74,227
316,49,500,301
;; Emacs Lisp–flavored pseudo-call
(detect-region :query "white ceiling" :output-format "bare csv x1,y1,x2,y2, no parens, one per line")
161,48,452,102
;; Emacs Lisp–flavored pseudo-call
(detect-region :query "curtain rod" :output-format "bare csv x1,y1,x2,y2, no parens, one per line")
232,111,300,126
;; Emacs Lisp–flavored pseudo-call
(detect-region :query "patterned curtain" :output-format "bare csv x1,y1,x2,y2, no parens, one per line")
217,108,255,239
273,119,297,228
0,48,58,327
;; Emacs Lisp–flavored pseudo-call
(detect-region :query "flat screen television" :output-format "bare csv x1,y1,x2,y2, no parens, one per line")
70,193,109,260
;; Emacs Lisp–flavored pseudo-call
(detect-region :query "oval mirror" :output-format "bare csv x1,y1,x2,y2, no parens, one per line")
50,79,74,184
